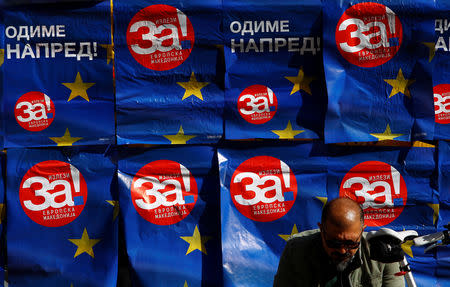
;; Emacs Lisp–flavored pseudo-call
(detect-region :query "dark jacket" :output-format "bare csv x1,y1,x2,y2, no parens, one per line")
273,229,405,287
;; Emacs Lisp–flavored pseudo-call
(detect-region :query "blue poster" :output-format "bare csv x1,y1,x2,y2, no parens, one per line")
6,146,118,286
0,1,114,147
117,146,222,286
432,1,450,139
0,152,5,283
219,142,328,287
323,0,435,143
115,0,224,145
328,144,438,286
224,0,326,140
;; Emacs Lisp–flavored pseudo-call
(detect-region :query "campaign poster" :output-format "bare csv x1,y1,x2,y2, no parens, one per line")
115,0,224,145
323,0,435,143
219,142,327,287
432,1,450,139
0,1,114,147
7,146,118,286
224,0,326,140
118,146,222,286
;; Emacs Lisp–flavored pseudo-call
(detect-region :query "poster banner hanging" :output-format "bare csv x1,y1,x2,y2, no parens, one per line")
118,146,222,286
6,146,118,287
432,2,450,139
323,0,435,143
328,144,438,286
219,142,328,287
223,0,326,140
115,0,224,145
0,1,114,148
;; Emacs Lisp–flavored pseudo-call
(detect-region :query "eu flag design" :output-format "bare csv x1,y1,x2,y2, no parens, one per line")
224,0,326,140
323,0,435,143
118,146,222,286
0,1,114,147
327,144,437,230
0,152,5,283
7,146,118,286
432,1,450,139
219,142,327,287
115,0,224,145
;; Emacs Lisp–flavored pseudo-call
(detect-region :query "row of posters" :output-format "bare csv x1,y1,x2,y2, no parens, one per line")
1,0,450,147
0,142,448,286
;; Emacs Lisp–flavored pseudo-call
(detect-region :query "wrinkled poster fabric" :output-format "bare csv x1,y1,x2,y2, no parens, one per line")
224,0,326,140
0,1,114,148
118,146,222,286
219,142,327,287
323,0,435,143
115,0,224,145
7,147,118,286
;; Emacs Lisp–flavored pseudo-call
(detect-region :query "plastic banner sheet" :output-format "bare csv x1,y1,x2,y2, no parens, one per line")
224,0,326,140
115,0,224,145
0,152,5,283
434,141,450,286
432,2,450,139
118,146,222,286
0,1,114,147
328,145,438,286
323,0,435,143
6,147,118,286
436,141,450,286
219,142,327,287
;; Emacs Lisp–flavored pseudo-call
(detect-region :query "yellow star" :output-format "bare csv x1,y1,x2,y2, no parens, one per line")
384,69,415,98
316,197,328,207
100,44,114,65
62,72,95,102
106,200,120,221
0,204,5,224
49,128,83,146
285,67,315,95
0,49,4,67
68,228,101,258
180,225,212,255
427,203,440,225
370,124,403,141
163,125,196,144
422,42,435,62
177,72,209,101
184,281,188,287
271,121,304,139
279,224,299,242
413,141,435,148
401,240,414,258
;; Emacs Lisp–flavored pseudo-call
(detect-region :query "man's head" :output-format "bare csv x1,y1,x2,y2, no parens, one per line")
318,197,366,271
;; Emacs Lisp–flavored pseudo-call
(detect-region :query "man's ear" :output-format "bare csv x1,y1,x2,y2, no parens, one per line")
317,222,322,230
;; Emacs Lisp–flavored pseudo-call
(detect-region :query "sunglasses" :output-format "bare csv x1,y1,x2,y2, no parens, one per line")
322,228,362,250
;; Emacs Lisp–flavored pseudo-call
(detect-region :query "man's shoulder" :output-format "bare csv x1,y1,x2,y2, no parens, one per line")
290,228,320,240
285,229,321,251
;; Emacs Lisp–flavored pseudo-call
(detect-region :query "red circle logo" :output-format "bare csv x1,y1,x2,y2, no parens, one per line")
340,161,407,226
14,91,55,132
237,85,278,125
131,160,198,225
19,160,88,227
434,84,450,124
230,156,297,222
126,4,195,71
335,2,402,67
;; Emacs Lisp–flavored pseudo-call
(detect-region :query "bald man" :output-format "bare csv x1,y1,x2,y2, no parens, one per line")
273,197,405,287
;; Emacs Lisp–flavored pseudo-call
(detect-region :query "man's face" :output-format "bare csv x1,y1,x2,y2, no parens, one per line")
318,220,365,269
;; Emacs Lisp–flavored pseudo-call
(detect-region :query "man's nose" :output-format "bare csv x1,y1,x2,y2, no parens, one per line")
336,246,347,254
